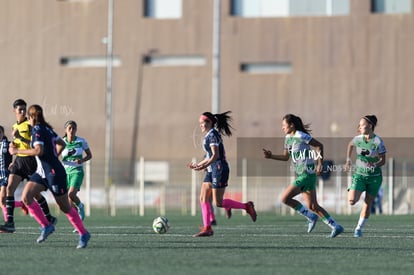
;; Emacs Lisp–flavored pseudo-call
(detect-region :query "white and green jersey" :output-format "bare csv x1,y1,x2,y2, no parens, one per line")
351,134,386,177
285,131,316,176
62,136,89,173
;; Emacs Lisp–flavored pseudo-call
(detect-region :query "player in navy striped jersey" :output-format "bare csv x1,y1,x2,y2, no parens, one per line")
9,104,90,248
188,111,257,237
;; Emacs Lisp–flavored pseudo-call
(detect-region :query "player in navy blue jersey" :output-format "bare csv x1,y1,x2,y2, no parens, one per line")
8,104,90,248
188,111,257,237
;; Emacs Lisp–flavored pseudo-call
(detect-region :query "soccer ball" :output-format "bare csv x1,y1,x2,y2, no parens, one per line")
152,216,170,234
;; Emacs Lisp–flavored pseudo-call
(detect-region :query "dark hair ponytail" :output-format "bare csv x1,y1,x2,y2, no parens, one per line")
363,115,378,131
283,114,311,134
201,111,234,137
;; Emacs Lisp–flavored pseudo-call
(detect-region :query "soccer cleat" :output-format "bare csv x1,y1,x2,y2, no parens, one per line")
77,232,91,249
21,204,29,215
307,213,318,233
210,220,217,226
36,224,55,243
193,226,214,237
354,229,362,238
225,208,232,219
0,222,16,233
245,201,257,222
329,225,344,238
49,216,58,226
78,203,85,221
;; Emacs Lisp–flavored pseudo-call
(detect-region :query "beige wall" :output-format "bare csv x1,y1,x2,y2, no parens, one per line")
1,0,413,185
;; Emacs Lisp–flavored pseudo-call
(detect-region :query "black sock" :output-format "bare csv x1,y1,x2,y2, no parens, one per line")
5,196,15,223
36,196,52,221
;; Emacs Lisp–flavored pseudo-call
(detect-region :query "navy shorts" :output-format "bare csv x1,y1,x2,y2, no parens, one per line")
203,160,229,189
29,167,68,196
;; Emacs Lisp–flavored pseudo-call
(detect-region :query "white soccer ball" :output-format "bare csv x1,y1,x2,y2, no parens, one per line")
152,216,170,234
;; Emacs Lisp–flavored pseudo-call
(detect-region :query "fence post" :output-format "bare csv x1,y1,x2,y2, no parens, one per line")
388,158,394,215
191,157,197,216
242,158,247,216
139,156,145,216
85,161,91,217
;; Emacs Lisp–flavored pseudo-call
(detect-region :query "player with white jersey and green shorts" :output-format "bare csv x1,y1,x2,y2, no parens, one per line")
345,115,386,237
263,114,344,238
60,120,92,221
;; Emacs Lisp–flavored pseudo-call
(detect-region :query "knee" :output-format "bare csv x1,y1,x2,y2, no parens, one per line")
349,199,356,206
68,191,77,201
22,196,34,206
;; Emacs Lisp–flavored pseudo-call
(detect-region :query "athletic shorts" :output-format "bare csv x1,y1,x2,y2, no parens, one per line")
9,156,37,180
67,170,85,190
29,167,68,197
349,174,382,197
293,173,317,192
203,160,229,189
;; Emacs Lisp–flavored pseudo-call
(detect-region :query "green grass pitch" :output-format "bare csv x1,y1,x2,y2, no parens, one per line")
1,209,414,275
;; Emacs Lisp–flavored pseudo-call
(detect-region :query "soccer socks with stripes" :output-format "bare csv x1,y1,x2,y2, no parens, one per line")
35,196,53,222
5,196,15,223
294,204,314,221
321,215,339,229
27,201,49,227
66,207,87,235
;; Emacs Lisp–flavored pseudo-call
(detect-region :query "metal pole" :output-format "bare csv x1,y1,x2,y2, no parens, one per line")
104,0,114,215
212,0,221,113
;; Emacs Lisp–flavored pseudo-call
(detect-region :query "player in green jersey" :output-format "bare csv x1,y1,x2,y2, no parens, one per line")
345,115,386,237
263,114,343,238
60,120,92,221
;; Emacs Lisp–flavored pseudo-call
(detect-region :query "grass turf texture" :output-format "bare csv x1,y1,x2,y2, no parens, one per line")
1,209,414,275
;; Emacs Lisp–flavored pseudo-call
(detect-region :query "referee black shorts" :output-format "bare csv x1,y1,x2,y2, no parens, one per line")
9,156,37,180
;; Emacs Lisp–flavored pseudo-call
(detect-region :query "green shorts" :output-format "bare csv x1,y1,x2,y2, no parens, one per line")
349,174,382,197
293,173,316,192
66,170,85,190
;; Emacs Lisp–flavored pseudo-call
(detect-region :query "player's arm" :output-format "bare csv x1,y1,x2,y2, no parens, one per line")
262,148,289,161
55,137,66,156
12,128,31,145
194,144,219,170
79,148,92,164
345,141,354,172
375,153,386,168
309,138,324,174
9,143,43,157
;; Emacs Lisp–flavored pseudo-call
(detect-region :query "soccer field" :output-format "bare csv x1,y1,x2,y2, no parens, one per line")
1,210,414,275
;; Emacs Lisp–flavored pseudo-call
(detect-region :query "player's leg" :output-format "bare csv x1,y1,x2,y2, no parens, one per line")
193,181,214,237
303,189,343,237
21,180,54,243
54,194,90,248
0,173,22,232
68,172,85,220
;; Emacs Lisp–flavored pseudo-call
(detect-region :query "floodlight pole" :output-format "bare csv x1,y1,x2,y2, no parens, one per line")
105,0,114,216
212,0,221,114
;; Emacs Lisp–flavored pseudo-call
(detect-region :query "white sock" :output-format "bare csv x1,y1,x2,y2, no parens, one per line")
356,217,367,230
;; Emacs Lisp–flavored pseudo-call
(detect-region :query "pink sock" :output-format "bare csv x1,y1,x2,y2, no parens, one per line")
27,201,49,227
2,206,7,222
201,202,211,227
15,201,23,208
66,207,87,235
209,203,216,222
222,199,246,210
